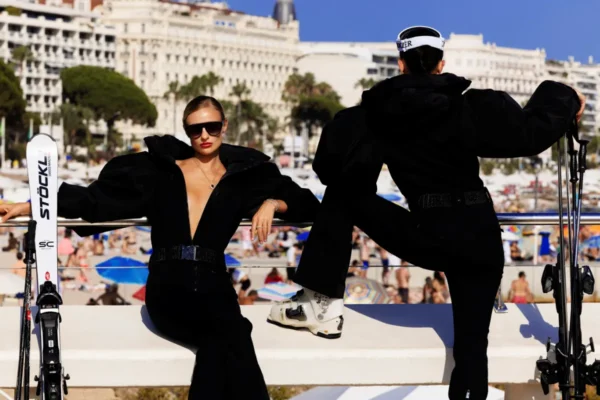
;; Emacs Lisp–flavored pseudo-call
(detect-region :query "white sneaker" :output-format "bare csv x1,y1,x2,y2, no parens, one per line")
267,287,344,339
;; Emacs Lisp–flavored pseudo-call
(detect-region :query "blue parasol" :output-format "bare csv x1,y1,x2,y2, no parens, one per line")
582,235,600,250
225,254,241,267
95,256,148,285
378,193,402,202
257,282,301,301
296,231,309,241
115,251,241,267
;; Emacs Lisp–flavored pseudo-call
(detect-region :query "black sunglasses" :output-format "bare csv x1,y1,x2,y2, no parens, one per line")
184,121,224,137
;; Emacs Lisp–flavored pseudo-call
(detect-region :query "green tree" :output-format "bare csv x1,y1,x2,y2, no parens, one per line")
50,103,95,155
61,66,157,154
230,82,251,145
282,73,344,137
11,45,35,75
179,72,224,101
163,81,185,133
203,71,223,96
355,77,379,90
223,83,271,148
0,59,27,147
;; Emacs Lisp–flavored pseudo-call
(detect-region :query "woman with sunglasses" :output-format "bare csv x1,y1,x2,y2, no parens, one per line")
0,95,319,399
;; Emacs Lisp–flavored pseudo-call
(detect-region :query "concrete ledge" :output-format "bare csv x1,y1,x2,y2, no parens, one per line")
0,303,597,388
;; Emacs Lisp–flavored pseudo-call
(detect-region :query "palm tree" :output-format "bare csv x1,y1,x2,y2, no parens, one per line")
282,73,344,140
180,76,206,101
355,78,379,91
11,46,35,76
51,103,94,155
163,81,184,134
282,72,317,104
203,72,223,96
230,83,251,145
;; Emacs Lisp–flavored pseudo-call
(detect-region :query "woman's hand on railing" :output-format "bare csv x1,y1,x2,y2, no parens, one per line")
0,202,31,223
251,199,279,243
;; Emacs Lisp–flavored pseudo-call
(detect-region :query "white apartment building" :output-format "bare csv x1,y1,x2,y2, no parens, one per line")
546,56,599,134
297,42,398,107
298,34,548,109
98,0,300,138
0,0,116,116
443,33,547,106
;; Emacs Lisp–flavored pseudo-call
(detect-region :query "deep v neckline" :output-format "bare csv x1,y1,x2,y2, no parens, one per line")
177,161,226,243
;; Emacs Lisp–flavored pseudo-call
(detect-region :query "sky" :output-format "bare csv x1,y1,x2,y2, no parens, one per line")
226,0,600,63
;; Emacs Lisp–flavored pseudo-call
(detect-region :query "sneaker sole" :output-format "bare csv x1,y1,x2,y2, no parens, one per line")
266,317,342,339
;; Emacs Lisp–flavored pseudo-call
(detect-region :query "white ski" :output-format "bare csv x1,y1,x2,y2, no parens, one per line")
27,134,58,289
26,133,69,399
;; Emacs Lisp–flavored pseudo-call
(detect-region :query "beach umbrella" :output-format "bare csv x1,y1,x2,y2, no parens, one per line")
296,231,309,241
378,193,402,202
344,277,390,304
582,235,600,250
139,250,240,267
257,282,301,301
225,254,241,267
132,286,146,302
501,231,520,242
95,257,148,285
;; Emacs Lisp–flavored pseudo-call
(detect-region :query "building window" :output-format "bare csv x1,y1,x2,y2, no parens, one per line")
367,68,377,75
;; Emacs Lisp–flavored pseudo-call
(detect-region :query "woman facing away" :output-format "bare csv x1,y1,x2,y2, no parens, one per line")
267,25,584,400
0,95,320,399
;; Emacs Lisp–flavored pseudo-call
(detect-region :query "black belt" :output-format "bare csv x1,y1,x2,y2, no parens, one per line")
416,188,492,210
151,245,224,265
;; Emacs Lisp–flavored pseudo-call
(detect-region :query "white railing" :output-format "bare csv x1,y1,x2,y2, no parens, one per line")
2,212,600,227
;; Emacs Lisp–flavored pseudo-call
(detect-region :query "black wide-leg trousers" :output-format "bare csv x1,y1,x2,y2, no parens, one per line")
294,137,505,400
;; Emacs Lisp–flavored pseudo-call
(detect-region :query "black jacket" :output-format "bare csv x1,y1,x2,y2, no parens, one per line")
313,73,581,206
58,135,319,252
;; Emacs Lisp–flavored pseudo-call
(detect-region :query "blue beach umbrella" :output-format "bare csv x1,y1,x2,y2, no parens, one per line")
296,231,309,241
116,251,241,267
378,193,402,202
225,254,241,267
95,256,148,285
582,235,600,249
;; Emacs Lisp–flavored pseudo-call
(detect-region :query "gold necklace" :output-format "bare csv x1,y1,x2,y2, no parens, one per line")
193,158,218,190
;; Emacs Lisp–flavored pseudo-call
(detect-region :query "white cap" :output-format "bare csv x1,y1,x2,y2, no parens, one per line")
396,26,445,53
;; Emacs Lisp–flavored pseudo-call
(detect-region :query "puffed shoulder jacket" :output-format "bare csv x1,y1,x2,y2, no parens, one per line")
58,135,320,252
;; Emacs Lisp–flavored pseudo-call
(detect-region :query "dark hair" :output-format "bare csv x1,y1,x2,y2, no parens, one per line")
399,27,443,75
16,252,23,260
519,271,526,278
182,95,226,126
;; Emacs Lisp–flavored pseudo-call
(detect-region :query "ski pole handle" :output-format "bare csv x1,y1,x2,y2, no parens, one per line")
24,220,36,258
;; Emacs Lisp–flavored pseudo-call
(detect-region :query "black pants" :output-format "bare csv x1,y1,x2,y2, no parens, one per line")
146,261,269,400
294,149,504,400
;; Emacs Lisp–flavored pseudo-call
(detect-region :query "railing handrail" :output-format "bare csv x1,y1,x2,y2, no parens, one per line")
1,213,600,227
